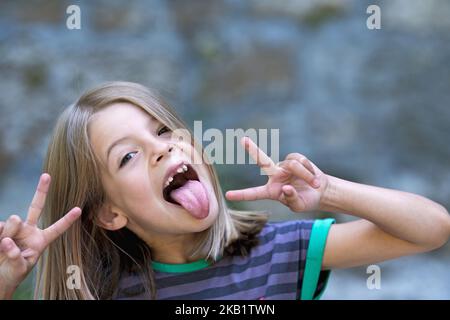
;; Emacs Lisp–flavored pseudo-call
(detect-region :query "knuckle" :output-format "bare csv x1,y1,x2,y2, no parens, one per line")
3,236,12,242
299,156,308,164
8,248,20,259
284,160,292,169
287,160,296,169
29,203,42,211
276,160,285,168
266,166,278,175
1,237,14,249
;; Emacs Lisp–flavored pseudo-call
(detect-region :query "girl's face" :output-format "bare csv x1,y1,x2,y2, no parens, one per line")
88,102,219,242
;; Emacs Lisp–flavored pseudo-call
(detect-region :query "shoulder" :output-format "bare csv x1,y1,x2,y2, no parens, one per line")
259,219,315,242
226,219,316,260
251,219,335,259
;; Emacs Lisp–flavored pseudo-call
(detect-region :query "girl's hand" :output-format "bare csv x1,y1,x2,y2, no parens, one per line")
0,174,81,297
225,137,329,213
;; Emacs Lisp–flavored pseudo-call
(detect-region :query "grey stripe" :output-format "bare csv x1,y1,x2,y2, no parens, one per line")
155,239,301,288
161,270,299,300
117,236,304,298
161,276,269,300
265,282,298,297
259,220,313,245
157,257,300,298
115,285,298,300
210,286,268,300
211,272,299,300
265,220,313,233
116,220,315,300
154,236,300,283
116,258,298,299
154,221,312,281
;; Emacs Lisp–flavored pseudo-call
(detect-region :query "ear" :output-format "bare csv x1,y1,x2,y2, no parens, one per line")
96,203,128,231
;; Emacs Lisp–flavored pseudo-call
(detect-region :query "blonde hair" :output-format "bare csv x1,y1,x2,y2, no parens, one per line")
35,81,269,299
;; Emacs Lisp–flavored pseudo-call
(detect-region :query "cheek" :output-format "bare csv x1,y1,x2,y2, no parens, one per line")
117,170,160,210
121,180,165,227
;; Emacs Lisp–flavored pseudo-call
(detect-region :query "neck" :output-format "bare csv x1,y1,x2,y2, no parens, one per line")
148,233,205,264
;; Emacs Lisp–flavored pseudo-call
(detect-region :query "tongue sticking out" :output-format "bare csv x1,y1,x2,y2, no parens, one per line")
170,180,209,219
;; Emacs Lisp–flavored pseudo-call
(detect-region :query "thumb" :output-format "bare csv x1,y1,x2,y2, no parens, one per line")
0,237,27,274
281,185,305,212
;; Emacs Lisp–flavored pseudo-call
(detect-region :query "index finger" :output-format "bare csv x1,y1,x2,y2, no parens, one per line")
242,137,277,175
225,185,271,202
26,173,51,226
42,207,82,245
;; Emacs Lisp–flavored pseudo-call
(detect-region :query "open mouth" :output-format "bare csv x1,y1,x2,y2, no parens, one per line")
162,164,200,206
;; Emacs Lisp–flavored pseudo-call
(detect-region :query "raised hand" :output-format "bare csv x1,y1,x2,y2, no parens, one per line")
0,173,81,298
225,137,329,212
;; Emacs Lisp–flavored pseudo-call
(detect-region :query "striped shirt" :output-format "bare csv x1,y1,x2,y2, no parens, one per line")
114,218,335,300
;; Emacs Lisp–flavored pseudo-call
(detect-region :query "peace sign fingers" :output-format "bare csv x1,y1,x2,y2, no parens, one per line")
241,137,278,176
26,174,51,226
42,207,82,245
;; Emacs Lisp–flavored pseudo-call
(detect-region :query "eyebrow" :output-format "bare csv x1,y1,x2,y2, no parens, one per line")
105,116,158,166
106,136,132,165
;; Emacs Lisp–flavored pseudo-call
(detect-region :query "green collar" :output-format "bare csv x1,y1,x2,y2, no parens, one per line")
151,259,212,273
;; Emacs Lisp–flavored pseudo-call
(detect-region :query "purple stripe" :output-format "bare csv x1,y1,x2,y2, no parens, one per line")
156,252,300,298
116,220,316,300
154,228,304,282
167,271,299,300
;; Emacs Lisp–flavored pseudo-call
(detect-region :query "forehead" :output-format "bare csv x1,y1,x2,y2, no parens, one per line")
90,102,154,127
88,102,156,151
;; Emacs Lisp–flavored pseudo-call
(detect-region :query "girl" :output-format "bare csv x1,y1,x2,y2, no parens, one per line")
0,82,449,300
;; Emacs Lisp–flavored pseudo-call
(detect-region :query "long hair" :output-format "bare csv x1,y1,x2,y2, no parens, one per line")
35,81,269,299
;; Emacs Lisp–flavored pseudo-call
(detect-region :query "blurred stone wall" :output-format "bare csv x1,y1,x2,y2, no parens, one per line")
0,0,449,299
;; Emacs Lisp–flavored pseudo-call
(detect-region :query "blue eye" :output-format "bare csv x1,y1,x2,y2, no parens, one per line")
119,152,137,168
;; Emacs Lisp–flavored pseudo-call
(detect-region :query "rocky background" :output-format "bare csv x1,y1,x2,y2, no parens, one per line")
0,0,449,299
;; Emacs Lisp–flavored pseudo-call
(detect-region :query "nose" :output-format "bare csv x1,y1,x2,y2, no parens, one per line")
151,140,174,165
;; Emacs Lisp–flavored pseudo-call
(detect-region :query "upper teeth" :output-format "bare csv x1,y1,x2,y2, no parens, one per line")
164,164,188,187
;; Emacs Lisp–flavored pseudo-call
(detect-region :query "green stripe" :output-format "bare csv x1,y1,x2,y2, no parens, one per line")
152,259,211,273
300,218,335,300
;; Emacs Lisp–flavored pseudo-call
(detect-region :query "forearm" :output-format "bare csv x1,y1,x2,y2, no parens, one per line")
319,175,450,248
